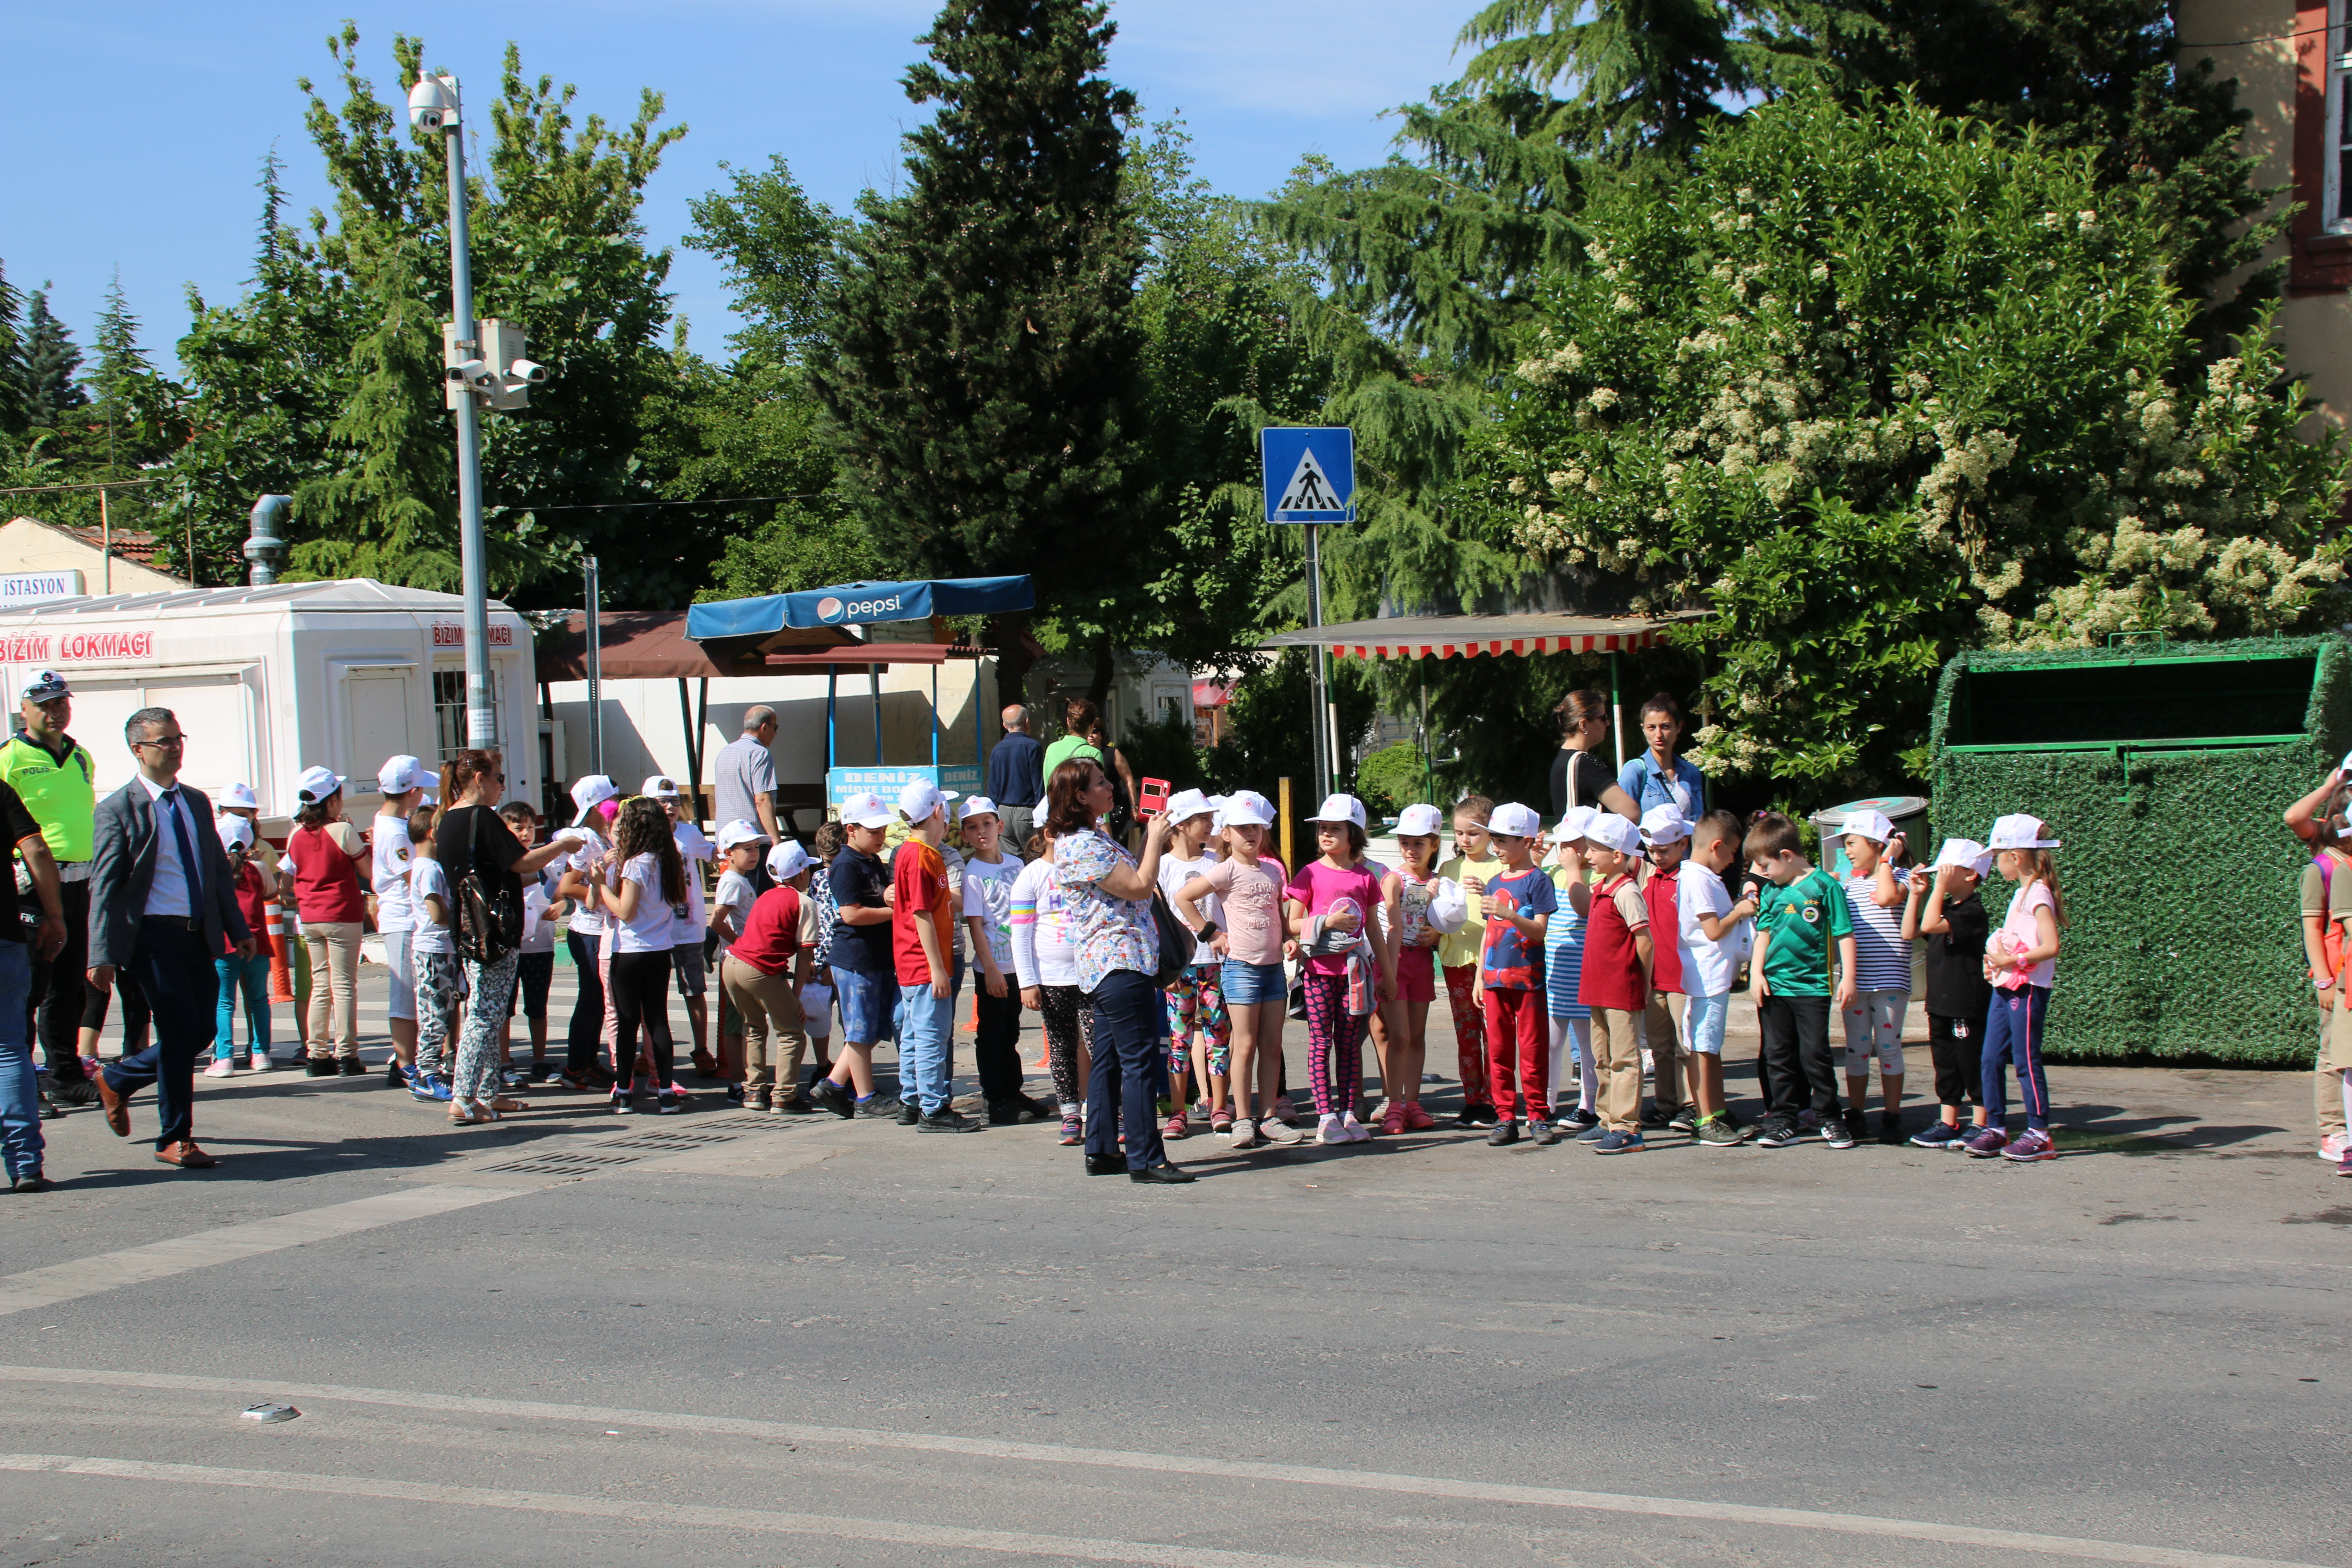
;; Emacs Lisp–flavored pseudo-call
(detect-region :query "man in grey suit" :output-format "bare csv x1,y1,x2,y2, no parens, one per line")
88,707,253,1168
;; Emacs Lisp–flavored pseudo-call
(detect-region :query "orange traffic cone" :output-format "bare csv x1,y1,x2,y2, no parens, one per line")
265,903,294,1003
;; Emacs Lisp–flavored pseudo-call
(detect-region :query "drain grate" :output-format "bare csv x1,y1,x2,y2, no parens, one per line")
602,1128,744,1151
477,1149,644,1175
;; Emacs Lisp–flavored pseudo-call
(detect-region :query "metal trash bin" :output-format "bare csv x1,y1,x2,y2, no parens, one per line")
1810,795,1930,877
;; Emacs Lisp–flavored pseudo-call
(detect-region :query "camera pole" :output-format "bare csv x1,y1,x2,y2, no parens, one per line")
417,74,497,753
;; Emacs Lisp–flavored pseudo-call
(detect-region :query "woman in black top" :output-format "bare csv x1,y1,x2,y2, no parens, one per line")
1548,690,1641,824
433,750,580,1121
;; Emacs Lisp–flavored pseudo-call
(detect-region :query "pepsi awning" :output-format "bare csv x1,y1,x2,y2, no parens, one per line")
685,576,1035,640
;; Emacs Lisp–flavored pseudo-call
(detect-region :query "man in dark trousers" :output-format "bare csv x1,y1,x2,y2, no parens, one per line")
0,670,98,1113
87,707,253,1169
986,704,1044,851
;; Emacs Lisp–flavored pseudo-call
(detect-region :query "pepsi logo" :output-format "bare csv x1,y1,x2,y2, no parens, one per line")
817,596,845,622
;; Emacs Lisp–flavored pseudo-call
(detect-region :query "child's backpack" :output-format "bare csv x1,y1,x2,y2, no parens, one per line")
2314,853,2348,982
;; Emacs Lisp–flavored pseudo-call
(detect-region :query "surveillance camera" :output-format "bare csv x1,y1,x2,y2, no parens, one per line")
447,358,486,384
506,359,548,386
407,76,456,132
466,364,500,391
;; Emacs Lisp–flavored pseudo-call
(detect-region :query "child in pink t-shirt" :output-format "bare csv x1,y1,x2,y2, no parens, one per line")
1969,813,2066,1164
1283,796,1397,1145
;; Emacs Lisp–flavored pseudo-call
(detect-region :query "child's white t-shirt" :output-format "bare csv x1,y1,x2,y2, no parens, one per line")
371,813,415,933
673,822,712,939
566,826,608,935
1676,864,1746,997
410,858,456,956
961,851,1023,974
2000,880,2060,989
518,879,556,953
1156,849,1222,964
612,853,677,953
712,867,756,955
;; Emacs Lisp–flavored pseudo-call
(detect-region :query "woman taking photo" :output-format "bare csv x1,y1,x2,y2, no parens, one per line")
284,765,368,1075
1549,692,1642,825
434,751,581,1122
1047,758,1192,1185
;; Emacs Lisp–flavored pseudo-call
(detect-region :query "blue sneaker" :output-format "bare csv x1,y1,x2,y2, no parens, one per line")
1593,1130,1644,1155
410,1072,453,1103
1908,1121,1963,1149
1574,1120,1611,1142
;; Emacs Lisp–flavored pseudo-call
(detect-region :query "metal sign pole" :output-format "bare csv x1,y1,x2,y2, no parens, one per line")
1306,522,1330,802
438,86,496,753
584,555,603,775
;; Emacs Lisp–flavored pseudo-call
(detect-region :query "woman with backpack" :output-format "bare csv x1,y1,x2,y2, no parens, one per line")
432,752,581,1122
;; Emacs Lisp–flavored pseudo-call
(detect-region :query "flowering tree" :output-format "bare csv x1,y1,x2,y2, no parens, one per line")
1483,89,2349,785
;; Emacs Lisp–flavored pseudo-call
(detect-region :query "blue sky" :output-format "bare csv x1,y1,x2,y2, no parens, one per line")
3,0,1469,374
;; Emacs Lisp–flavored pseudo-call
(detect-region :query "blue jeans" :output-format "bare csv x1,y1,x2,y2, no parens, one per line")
215,951,271,1059
0,942,37,1179
830,965,900,1045
1981,984,2053,1132
898,982,955,1115
1085,968,1167,1172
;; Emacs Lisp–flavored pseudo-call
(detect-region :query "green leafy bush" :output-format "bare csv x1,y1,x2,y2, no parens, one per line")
1355,740,1427,817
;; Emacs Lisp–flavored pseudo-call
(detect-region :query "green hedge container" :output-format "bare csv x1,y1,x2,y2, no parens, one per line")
1927,635,2352,1066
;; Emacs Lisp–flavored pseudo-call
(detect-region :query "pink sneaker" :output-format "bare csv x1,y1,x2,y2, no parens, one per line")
2000,1127,2057,1162
1380,1102,1407,1136
1401,1101,1436,1132
1163,1111,1189,1141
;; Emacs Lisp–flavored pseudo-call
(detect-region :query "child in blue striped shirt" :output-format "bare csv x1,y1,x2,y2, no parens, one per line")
1544,807,1600,1136
1838,807,1914,1145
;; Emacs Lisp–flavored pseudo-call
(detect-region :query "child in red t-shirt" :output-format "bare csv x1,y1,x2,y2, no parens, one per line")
1577,813,1654,1154
1638,806,1693,1133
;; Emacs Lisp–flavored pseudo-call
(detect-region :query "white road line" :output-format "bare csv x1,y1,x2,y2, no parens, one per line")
0,1367,2320,1568
0,1454,1369,1568
0,1186,520,1316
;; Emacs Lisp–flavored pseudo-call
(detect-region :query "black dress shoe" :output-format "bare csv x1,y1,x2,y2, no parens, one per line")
339,1057,366,1076
1128,1161,1195,1185
918,1108,983,1133
1084,1154,1125,1176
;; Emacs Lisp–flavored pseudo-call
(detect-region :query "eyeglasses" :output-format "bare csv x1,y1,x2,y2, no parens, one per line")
132,734,187,750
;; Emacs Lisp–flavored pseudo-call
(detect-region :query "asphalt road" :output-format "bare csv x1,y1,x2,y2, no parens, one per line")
1,965,2345,1568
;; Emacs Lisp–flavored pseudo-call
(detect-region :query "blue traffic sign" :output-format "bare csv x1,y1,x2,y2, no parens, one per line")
1261,427,1356,524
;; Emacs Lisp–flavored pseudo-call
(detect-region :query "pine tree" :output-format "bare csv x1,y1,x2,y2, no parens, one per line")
817,0,1147,699
0,261,27,437
19,288,87,429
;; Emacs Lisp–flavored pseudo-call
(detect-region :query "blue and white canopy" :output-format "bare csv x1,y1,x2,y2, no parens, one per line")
685,576,1034,640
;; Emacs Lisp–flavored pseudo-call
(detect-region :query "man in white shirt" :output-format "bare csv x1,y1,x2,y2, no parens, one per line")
87,707,252,1168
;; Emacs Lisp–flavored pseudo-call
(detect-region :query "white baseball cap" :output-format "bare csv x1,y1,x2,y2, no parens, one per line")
218,815,255,851
1932,837,1994,876
1488,801,1543,839
219,782,259,812
957,795,1001,822
377,754,432,795
293,765,344,805
716,818,766,851
1396,802,1444,837
1223,789,1277,828
1640,805,1693,845
768,839,815,881
570,775,618,824
1164,788,1213,824
1585,812,1643,856
641,774,680,801
1307,793,1367,830
21,670,68,704
1985,813,2060,851
1841,807,1896,845
1555,805,1600,843
841,791,894,830
898,778,958,824
1207,794,1230,832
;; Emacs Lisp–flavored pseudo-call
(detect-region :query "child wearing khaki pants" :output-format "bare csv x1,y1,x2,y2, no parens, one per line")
719,840,819,1112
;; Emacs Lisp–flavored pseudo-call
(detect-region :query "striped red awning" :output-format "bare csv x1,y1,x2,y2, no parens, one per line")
1327,628,1667,661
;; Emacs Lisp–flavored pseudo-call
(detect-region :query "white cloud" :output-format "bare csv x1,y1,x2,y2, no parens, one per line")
1109,0,1463,120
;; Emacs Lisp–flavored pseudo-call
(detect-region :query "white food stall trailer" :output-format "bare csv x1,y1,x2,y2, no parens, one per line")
0,579,540,827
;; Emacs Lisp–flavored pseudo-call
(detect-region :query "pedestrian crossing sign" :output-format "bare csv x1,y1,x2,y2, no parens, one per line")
1261,427,1356,524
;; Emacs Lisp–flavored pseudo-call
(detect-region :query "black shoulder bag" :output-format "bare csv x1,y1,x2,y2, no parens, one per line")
456,806,523,966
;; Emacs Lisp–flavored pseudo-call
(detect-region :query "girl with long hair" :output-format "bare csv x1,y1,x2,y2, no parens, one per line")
599,796,687,1113
1969,814,2067,1163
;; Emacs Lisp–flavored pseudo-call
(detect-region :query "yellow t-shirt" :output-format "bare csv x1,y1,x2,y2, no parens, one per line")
1433,850,1504,969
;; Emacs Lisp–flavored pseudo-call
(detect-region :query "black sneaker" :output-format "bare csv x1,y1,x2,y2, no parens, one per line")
1562,1106,1600,1131
304,1058,337,1078
37,1090,62,1121
1754,1118,1802,1148
723,1083,745,1106
776,1093,820,1115
859,1095,905,1121
1533,1119,1565,1146
1667,1107,1699,1135
610,1089,635,1115
10,1171,49,1193
1641,1104,1675,1130
1455,1102,1498,1128
527,1062,556,1083
812,1078,855,1119
896,1098,922,1126
988,1099,1031,1126
1822,1115,1859,1150
1876,1112,1905,1145
384,1058,410,1088
918,1108,983,1133
52,1075,99,1107
1487,1118,1522,1147
339,1057,365,1076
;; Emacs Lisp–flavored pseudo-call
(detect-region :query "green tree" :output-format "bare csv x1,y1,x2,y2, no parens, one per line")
818,0,1146,700
18,288,86,430
0,262,27,436
1483,90,2349,788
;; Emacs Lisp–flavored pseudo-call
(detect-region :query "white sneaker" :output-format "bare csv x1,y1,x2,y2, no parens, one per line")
247,1053,271,1072
1340,1112,1370,1143
1258,1116,1302,1145
2320,1131,2349,1163
1316,1113,1345,1145
1228,1117,1259,1150
202,1059,235,1078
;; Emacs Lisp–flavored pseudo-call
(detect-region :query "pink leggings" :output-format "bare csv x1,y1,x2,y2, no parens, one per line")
1298,970,1366,1118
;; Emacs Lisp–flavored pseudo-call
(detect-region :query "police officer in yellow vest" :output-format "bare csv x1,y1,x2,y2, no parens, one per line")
0,671,98,1110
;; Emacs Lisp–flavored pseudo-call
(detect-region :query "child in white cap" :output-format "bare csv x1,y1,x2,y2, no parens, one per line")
1969,814,2067,1162
1283,793,1396,1144
1379,802,1447,1134
1577,812,1652,1153
1544,807,1600,1136
959,796,1044,1124
1903,837,1994,1149
1678,809,1758,1145
1638,805,1694,1133
1838,806,1915,1144
1152,789,1228,1138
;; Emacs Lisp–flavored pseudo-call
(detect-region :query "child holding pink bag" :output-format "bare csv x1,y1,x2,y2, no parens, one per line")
1967,814,2066,1162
